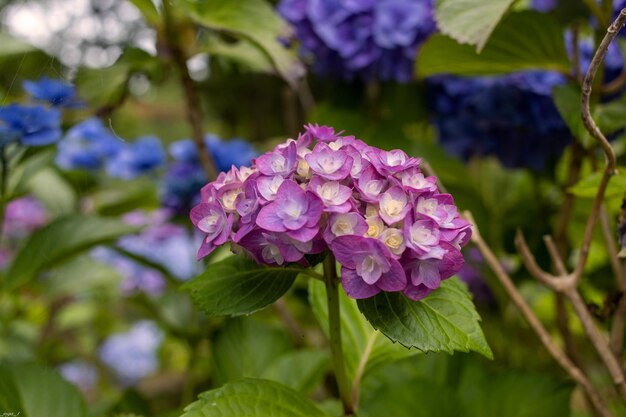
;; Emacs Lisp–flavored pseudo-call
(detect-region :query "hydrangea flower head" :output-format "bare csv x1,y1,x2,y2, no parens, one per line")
23,77,80,108
278,0,436,82
191,125,471,301
56,117,123,170
0,104,61,146
105,135,165,179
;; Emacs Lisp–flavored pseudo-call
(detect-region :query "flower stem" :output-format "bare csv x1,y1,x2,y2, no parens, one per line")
323,254,354,416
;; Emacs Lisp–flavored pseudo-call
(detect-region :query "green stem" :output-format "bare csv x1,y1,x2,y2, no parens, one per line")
323,254,354,416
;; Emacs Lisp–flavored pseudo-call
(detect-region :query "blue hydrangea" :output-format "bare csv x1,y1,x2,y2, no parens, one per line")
0,104,62,146
278,0,436,82
427,71,573,170
58,360,99,392
98,321,163,386
531,0,558,12
56,118,123,170
161,134,257,214
105,136,166,179
22,77,80,108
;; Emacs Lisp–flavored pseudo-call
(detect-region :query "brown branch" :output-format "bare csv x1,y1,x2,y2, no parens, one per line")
544,235,568,276
273,298,306,347
577,8,626,279
466,211,616,417
600,206,626,291
611,295,626,358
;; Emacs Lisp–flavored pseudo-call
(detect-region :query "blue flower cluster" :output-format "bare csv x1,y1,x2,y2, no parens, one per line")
23,77,81,108
98,320,163,385
161,134,257,214
427,71,573,170
278,0,436,82
56,117,165,179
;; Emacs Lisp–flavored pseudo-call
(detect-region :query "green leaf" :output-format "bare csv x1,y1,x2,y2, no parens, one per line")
181,378,328,417
212,317,292,384
261,349,330,395
182,256,299,317
6,215,139,290
175,0,304,88
417,11,569,77
553,84,589,141
435,0,516,51
26,167,77,216
0,362,88,417
308,280,415,381
568,170,626,198
128,0,161,26
357,278,492,358
202,36,275,73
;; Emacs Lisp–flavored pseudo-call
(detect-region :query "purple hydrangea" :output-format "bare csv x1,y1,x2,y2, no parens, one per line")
278,0,436,82
0,196,48,269
98,320,163,386
56,117,123,170
58,361,99,392
22,77,81,108
0,104,62,146
161,135,257,215
191,124,471,301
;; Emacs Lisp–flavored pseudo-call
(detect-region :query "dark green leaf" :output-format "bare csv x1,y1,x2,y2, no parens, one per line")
0,362,88,417
175,0,304,88
6,215,139,290
181,378,328,417
212,317,292,384
309,279,415,381
435,0,516,51
357,278,492,358
261,349,330,395
417,11,569,77
182,256,299,317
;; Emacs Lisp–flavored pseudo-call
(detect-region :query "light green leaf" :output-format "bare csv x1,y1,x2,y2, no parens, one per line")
202,37,275,73
435,0,516,51
26,167,77,216
128,0,161,26
308,280,415,381
212,317,292,385
418,11,569,77
568,170,626,198
6,215,139,290
261,349,330,395
357,278,492,358
182,256,299,317
0,362,88,417
175,0,304,88
553,84,589,141
181,378,328,417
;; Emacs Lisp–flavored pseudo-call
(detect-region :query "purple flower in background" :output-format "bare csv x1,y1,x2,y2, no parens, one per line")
0,196,48,269
92,247,166,295
23,77,81,108
56,117,123,170
98,321,163,386
531,0,558,12
278,0,436,82
0,104,61,146
106,136,165,179
191,125,471,301
58,361,99,392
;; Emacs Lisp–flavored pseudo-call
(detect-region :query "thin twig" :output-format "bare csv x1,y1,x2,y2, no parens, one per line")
351,331,377,411
600,206,626,290
611,295,626,358
578,8,626,279
544,235,568,276
273,298,306,347
465,211,616,417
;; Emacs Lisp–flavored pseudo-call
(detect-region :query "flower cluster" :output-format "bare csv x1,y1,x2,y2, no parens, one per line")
0,196,48,269
161,135,257,215
278,0,436,82
191,125,470,301
23,77,81,108
55,117,165,179
427,71,573,170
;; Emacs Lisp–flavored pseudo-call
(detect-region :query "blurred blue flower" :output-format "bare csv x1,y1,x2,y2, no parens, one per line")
56,117,123,170
22,77,81,108
0,104,61,146
531,0,557,12
161,134,257,214
428,71,572,170
58,360,99,392
278,0,435,82
106,136,165,179
98,321,163,386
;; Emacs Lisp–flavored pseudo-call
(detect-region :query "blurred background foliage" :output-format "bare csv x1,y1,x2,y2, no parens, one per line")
1,0,626,416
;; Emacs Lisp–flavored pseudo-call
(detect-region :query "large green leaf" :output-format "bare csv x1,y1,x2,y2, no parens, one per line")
175,0,304,88
357,278,492,358
5,215,139,290
182,256,299,317
0,362,88,417
261,349,330,395
417,11,569,77
212,317,292,385
26,167,77,216
308,280,414,382
568,170,626,198
435,0,516,51
181,378,328,417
